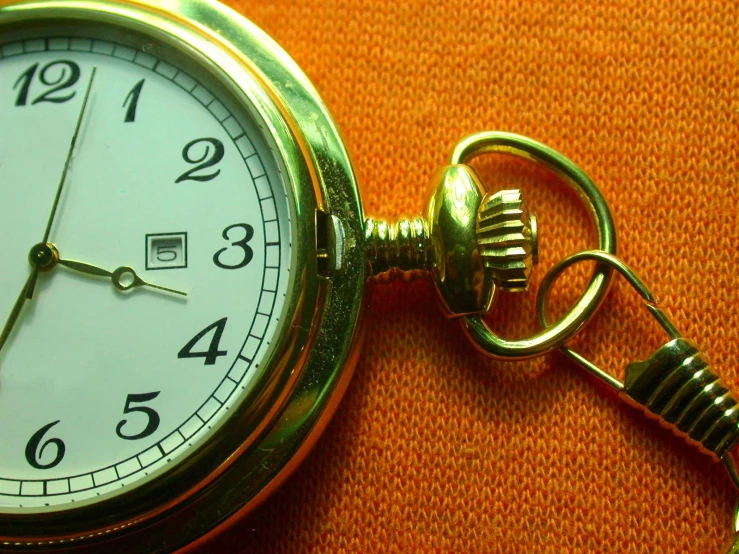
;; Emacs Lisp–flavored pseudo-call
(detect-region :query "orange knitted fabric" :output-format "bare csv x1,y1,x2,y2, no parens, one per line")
199,1,739,552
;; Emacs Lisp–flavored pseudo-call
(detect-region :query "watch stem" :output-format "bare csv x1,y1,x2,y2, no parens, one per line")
364,216,431,283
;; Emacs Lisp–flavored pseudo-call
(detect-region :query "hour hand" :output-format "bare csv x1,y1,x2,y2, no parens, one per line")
58,258,187,296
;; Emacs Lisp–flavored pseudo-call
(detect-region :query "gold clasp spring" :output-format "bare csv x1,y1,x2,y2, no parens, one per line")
538,250,739,552
538,250,739,480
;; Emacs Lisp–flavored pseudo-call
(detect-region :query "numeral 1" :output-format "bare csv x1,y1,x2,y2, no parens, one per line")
123,79,145,123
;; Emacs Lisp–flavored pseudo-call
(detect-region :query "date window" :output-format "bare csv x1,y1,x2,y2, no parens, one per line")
146,233,187,270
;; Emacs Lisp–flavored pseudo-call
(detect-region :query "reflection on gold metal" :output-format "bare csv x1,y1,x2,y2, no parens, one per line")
725,501,739,553
538,250,739,464
538,250,739,553
28,242,59,273
455,132,617,360
365,163,538,317
365,216,428,283
476,189,537,292
364,132,616,358
58,257,187,296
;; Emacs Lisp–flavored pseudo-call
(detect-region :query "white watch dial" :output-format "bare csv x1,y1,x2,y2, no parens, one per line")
0,30,293,509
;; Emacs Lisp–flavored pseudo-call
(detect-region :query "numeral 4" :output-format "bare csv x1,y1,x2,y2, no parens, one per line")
178,317,228,365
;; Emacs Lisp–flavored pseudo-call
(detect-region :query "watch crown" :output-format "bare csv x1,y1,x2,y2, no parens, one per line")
476,189,538,292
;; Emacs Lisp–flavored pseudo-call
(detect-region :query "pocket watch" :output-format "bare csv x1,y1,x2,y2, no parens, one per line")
0,0,620,551
0,1,364,550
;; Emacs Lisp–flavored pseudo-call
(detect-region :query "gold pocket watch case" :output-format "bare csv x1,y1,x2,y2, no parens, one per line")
0,0,365,550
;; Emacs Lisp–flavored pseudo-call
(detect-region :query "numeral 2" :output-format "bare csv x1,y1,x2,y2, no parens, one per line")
14,60,81,106
175,138,225,183
178,317,228,365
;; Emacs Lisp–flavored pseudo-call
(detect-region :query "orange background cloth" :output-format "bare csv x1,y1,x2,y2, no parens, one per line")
204,1,738,552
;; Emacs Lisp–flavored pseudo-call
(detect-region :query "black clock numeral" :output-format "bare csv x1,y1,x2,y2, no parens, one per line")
25,421,65,470
213,223,254,270
155,244,178,262
116,392,161,441
178,317,228,366
123,78,145,123
175,138,225,183
14,60,81,106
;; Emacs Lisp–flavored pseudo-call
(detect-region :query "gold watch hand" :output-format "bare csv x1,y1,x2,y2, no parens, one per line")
41,66,97,244
0,269,38,355
58,258,187,296
22,68,97,304
0,243,60,357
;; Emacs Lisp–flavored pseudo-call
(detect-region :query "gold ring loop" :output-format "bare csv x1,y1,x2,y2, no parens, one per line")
454,131,617,360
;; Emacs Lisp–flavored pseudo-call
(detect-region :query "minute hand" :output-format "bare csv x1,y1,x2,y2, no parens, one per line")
0,269,39,355
42,67,97,244
58,259,187,296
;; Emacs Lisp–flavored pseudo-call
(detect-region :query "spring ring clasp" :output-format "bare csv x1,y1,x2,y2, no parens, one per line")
537,250,739,490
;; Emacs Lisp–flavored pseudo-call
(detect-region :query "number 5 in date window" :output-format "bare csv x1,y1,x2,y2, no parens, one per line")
146,233,187,270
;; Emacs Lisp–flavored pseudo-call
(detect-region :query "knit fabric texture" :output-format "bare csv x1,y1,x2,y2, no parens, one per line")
199,1,739,552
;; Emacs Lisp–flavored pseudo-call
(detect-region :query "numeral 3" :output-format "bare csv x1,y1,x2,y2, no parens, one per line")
213,223,254,270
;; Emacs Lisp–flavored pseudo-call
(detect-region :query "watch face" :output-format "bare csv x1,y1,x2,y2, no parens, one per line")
0,21,294,511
